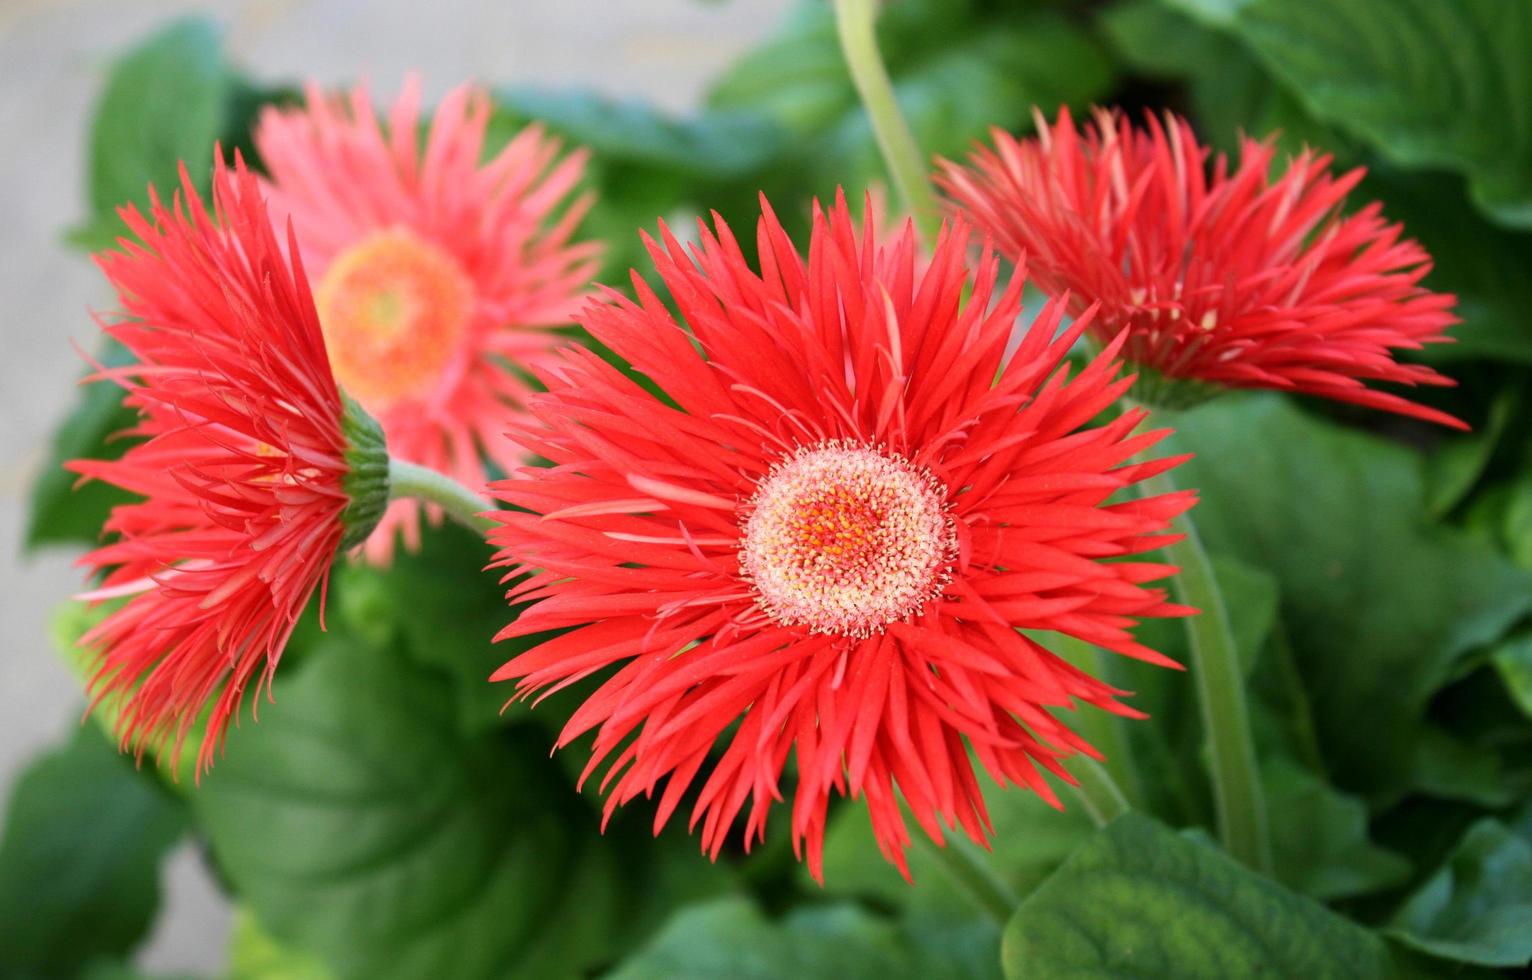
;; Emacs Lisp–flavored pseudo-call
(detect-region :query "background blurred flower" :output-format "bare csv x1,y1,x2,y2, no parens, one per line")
939,107,1463,426
73,154,388,777
487,192,1194,880
256,76,600,562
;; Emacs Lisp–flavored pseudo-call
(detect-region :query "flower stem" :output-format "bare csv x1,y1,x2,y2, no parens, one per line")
1141,463,1273,873
387,459,497,534
914,833,1020,927
1055,634,1145,809
1068,756,1130,827
832,0,942,245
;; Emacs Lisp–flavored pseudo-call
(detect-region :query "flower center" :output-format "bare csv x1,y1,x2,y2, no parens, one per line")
739,441,955,637
314,229,473,413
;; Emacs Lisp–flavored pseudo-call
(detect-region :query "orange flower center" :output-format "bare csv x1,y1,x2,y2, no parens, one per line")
739,441,955,637
314,229,473,413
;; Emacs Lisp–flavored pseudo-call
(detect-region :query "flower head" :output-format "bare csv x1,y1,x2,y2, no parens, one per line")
256,77,600,561
488,192,1194,880
73,153,388,777
938,107,1463,426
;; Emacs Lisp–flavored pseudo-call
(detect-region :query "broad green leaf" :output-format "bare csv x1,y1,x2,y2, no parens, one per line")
81,18,230,236
1164,395,1532,800
1491,633,1532,718
332,522,511,733
0,726,186,976
1000,813,1394,979
1169,0,1532,229
607,897,1001,980
26,339,137,549
1264,759,1411,902
1387,819,1532,967
193,637,730,980
1504,470,1532,568
228,907,333,980
1410,724,1520,808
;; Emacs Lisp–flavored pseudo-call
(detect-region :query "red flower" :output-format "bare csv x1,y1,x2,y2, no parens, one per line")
488,192,1194,880
256,77,600,562
72,153,387,776
938,107,1463,427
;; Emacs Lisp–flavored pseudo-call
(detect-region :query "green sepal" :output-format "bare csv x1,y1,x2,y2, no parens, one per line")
337,392,388,551
1123,361,1227,411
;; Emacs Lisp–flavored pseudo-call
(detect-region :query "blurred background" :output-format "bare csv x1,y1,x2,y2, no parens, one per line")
0,1,785,972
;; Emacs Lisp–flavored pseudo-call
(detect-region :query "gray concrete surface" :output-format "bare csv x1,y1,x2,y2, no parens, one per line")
0,0,785,971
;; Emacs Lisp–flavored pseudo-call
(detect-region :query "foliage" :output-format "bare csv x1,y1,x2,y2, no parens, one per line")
0,726,186,977
12,0,1532,977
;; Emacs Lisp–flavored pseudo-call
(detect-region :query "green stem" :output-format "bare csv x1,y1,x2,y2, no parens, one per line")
387,459,497,534
832,0,942,245
914,833,1020,926
1141,463,1273,873
1055,634,1145,809
1069,756,1130,828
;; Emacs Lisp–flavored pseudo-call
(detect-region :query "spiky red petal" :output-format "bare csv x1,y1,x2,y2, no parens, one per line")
939,107,1463,428
488,192,1194,880
73,153,349,777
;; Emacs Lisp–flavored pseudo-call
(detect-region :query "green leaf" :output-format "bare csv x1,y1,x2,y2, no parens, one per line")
26,339,138,549
228,907,333,980
1169,0,1532,229
82,17,230,233
1264,759,1411,902
0,726,187,976
1490,632,1532,718
1503,470,1532,569
193,637,729,980
332,522,510,733
1387,819,1532,968
1000,812,1394,979
607,897,1001,980
1164,395,1532,800
1410,724,1520,808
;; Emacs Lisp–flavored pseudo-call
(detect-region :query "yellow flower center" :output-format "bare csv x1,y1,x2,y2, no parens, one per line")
314,229,473,412
739,441,956,637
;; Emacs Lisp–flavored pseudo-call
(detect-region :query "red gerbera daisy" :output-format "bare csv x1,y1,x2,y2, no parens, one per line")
72,153,389,777
938,107,1463,427
256,76,600,562
487,192,1195,880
